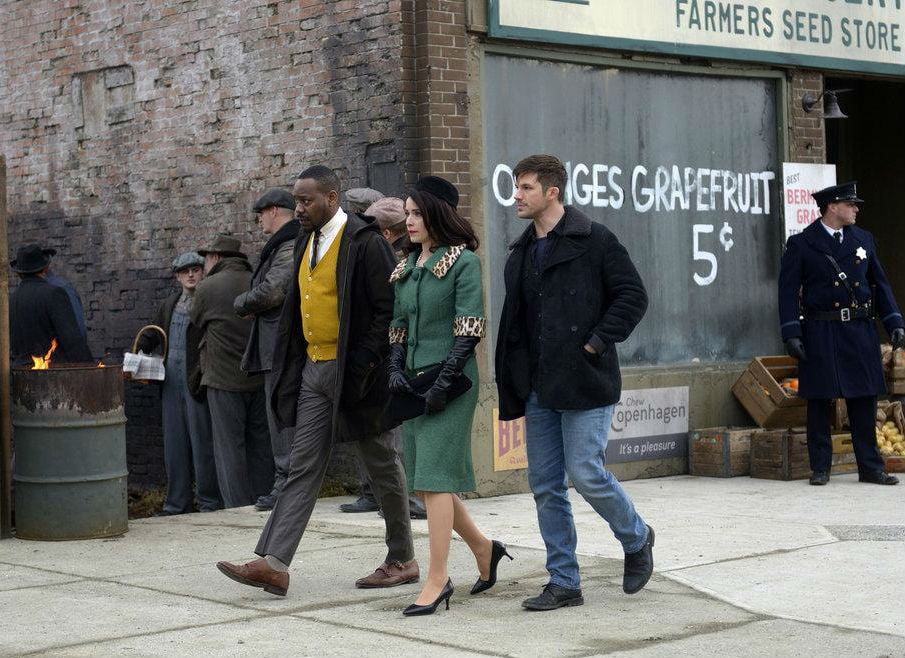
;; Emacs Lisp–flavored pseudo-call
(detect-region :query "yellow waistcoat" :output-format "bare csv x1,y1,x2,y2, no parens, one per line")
299,225,345,361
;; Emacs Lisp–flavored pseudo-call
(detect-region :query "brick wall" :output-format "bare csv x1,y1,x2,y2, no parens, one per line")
408,0,472,217
0,0,413,487
788,71,827,164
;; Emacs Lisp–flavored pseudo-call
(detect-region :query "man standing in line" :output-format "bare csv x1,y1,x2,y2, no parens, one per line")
337,194,427,520
495,154,654,611
216,166,415,596
9,243,92,366
236,189,301,511
138,251,221,516
779,181,903,486
192,235,274,508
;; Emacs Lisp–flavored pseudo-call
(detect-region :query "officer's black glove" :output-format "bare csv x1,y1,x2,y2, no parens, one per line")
891,328,905,351
784,338,807,362
423,336,480,415
387,343,413,395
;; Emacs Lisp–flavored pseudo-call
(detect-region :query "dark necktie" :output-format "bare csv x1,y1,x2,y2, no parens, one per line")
833,231,842,245
310,228,321,269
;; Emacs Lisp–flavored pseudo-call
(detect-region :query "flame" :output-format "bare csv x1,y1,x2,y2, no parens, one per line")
97,362,106,368
32,339,58,370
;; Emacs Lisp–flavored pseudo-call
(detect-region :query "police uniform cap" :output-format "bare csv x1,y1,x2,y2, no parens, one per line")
812,181,864,208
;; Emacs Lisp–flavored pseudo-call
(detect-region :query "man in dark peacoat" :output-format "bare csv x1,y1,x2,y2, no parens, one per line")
9,244,92,367
216,166,414,598
779,181,904,486
495,155,654,611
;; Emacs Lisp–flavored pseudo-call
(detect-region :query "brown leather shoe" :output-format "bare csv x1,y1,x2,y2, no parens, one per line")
355,559,419,589
216,559,289,597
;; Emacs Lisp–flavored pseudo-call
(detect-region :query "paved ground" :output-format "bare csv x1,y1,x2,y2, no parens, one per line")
1,474,903,657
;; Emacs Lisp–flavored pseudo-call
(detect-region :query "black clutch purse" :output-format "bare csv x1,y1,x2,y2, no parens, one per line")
387,363,473,421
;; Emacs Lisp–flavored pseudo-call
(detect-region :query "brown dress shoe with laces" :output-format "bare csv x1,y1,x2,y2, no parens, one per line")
355,559,419,589
216,559,289,597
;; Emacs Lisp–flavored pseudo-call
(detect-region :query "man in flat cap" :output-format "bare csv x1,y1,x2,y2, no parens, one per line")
336,196,427,520
137,251,221,515
192,235,274,507
9,244,92,366
344,187,384,215
235,188,301,511
779,181,904,486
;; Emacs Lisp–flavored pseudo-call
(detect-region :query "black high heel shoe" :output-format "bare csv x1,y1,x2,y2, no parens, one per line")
403,578,454,616
470,540,514,595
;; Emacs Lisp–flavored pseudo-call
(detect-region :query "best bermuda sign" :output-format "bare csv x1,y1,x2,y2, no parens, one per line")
489,0,905,75
607,387,689,464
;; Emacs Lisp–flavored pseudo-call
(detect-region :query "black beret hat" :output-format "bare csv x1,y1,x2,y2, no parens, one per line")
413,175,459,209
253,188,296,213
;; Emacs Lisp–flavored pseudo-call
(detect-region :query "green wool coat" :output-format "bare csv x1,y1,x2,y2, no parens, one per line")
389,245,486,493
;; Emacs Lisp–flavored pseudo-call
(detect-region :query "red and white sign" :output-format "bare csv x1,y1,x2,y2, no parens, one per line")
782,163,836,240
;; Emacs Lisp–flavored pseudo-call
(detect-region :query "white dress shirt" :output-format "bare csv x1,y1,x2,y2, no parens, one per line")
311,207,348,267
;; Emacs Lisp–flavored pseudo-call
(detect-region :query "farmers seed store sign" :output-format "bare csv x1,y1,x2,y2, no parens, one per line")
489,0,905,75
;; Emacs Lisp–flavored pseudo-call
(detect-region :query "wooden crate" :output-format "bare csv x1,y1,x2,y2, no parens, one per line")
750,429,810,480
884,455,905,473
688,427,756,477
732,356,807,428
831,433,857,474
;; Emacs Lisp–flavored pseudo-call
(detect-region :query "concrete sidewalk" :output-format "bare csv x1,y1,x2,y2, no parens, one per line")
1,474,903,657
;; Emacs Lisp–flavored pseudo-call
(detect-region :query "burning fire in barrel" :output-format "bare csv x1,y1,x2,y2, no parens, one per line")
11,345,127,540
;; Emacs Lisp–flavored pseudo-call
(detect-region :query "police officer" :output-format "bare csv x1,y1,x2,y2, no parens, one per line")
779,181,904,486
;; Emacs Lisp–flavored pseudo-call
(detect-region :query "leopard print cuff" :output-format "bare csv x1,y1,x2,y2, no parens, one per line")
453,316,486,338
389,326,408,344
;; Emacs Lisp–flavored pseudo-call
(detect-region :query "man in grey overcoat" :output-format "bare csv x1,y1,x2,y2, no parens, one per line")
236,188,301,511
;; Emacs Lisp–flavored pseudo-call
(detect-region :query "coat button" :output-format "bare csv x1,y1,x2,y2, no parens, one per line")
408,337,414,346
834,281,840,287
855,259,861,264
854,281,860,287
571,326,578,332
569,289,576,295
412,270,421,281
834,302,840,308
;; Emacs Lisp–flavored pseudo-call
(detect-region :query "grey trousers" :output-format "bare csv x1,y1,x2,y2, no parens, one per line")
160,380,221,513
207,387,275,509
264,370,293,496
255,359,413,566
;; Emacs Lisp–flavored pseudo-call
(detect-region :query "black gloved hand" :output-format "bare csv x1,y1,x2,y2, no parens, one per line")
785,337,807,362
387,343,413,394
423,336,480,415
891,328,905,350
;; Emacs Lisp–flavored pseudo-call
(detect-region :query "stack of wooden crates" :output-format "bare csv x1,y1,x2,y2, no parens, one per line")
688,356,855,480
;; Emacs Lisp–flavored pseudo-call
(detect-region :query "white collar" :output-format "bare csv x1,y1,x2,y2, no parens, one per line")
820,220,842,238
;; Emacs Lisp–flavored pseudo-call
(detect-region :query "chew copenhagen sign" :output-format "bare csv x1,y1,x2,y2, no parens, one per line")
489,0,905,75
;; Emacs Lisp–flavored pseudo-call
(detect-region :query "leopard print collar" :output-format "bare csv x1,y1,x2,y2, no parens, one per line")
388,244,467,283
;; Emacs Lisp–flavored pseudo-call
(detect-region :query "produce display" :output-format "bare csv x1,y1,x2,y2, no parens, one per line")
876,401,905,457
876,422,905,456
780,378,799,396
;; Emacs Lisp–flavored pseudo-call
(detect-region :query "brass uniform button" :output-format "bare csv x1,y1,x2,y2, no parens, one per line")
854,282,860,287
834,302,840,308
834,281,840,287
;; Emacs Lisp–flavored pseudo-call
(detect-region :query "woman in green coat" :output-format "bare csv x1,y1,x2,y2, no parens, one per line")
388,176,513,616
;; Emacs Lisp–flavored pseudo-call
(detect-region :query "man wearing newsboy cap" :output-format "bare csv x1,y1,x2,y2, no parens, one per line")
192,235,275,508
779,181,904,486
9,244,92,366
236,188,301,511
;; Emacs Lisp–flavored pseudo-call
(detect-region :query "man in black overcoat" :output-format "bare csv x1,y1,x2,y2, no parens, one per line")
495,155,654,611
9,244,92,366
778,181,904,486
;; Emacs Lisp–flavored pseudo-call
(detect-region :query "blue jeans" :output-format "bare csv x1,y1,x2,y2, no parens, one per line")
525,391,648,590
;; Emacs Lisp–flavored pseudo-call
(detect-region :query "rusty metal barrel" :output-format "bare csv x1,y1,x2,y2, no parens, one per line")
12,364,128,540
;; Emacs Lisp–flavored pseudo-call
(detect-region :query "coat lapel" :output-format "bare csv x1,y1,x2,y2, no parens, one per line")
802,220,835,256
